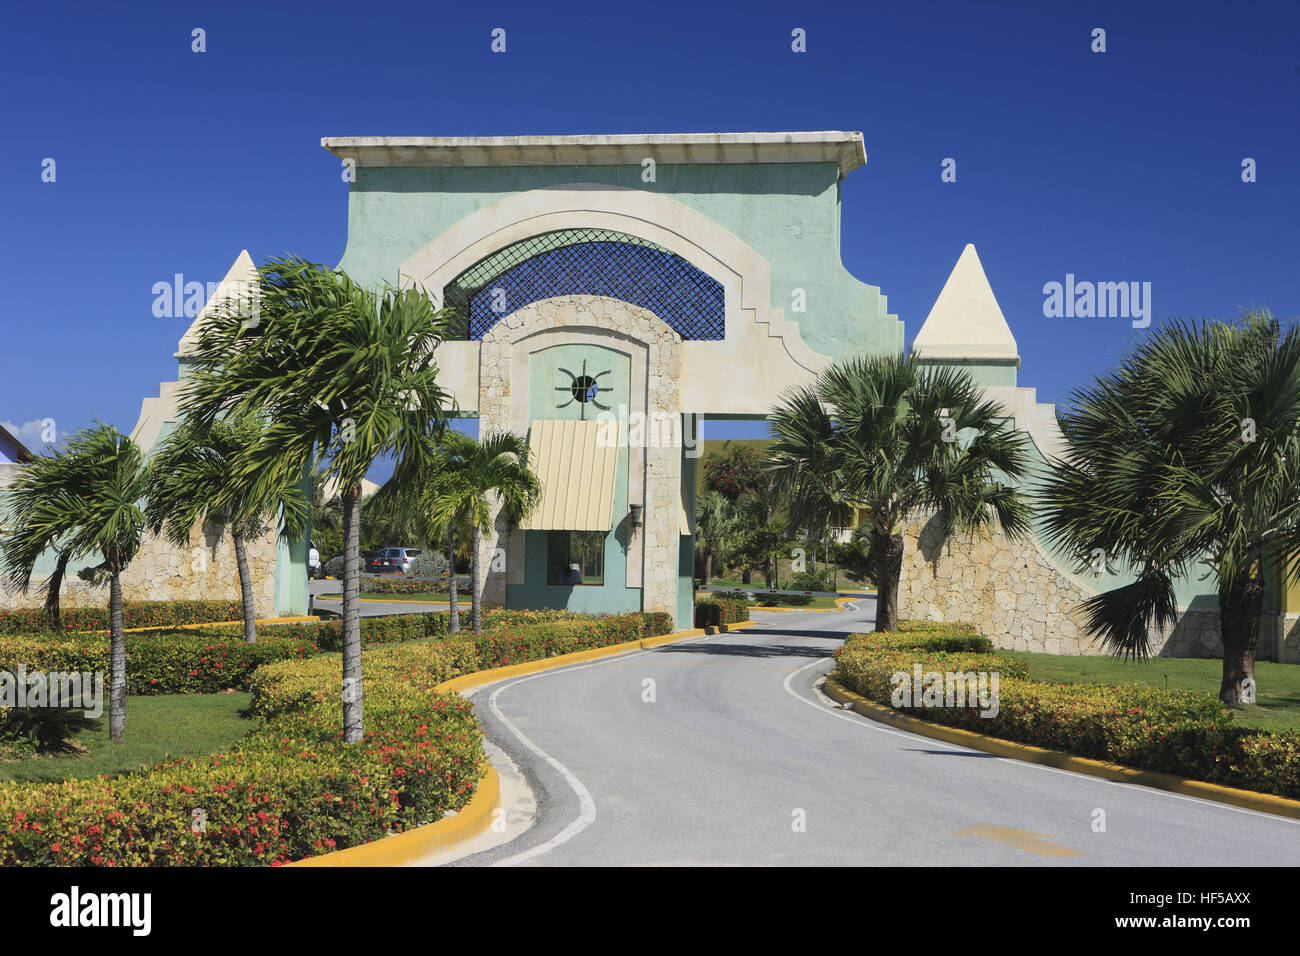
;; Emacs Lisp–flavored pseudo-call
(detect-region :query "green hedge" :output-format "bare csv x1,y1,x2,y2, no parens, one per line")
831,623,1300,799
0,601,244,635
0,631,318,695
353,576,449,595
0,609,676,698
0,642,482,866
694,595,750,627
0,607,685,866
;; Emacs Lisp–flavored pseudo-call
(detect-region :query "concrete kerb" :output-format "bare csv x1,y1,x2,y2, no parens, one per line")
284,763,500,867
92,615,320,635
822,678,1300,821
284,620,753,866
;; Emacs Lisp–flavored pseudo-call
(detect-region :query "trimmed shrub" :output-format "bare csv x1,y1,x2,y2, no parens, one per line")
787,569,834,592
0,643,483,866
695,595,749,627
0,606,686,866
830,622,1300,798
753,592,812,607
407,551,450,578
0,631,318,695
0,601,244,635
355,574,449,595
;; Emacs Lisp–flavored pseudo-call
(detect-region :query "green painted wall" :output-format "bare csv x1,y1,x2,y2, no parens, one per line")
678,449,698,630
919,358,1018,388
334,163,903,361
506,343,642,614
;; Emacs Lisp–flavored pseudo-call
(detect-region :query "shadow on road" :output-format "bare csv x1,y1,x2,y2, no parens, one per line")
727,627,862,640
903,748,1001,758
657,640,838,660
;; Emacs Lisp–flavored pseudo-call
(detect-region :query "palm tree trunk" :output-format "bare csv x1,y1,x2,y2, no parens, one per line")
447,526,460,634
872,529,904,632
471,524,482,635
232,531,256,643
341,485,364,743
43,549,70,628
108,563,126,744
704,550,713,587
1218,567,1264,704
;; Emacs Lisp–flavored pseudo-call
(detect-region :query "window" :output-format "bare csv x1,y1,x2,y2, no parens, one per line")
547,531,605,586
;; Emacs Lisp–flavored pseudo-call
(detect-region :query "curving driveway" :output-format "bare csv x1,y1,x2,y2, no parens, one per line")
437,600,1298,866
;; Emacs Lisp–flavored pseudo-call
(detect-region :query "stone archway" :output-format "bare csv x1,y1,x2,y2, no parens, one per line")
475,295,682,616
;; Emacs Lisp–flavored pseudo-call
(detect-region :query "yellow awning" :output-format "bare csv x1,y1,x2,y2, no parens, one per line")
520,419,619,531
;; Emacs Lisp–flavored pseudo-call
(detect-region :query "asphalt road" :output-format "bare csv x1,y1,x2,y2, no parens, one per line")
444,599,1300,866
308,578,450,617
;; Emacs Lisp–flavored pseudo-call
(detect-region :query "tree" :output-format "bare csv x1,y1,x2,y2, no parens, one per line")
1038,312,1300,704
421,432,540,634
0,424,147,743
179,256,453,743
309,471,343,564
768,354,1033,631
702,443,765,502
694,490,736,586
145,413,307,643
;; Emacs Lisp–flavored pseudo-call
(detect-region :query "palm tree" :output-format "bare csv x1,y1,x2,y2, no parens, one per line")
694,490,735,586
179,256,453,743
0,424,147,743
1038,312,1300,704
423,432,540,634
144,413,307,643
768,354,1033,632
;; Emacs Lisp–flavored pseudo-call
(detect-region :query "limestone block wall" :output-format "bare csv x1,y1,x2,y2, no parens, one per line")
476,294,682,616
896,514,1284,660
0,520,278,618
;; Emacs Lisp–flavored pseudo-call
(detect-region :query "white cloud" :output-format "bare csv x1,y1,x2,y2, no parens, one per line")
1,419,63,452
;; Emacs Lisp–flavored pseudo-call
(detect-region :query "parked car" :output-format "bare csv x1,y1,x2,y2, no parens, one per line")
322,549,393,578
377,546,423,574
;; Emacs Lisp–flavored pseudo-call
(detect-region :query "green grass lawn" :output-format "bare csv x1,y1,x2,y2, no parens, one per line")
0,693,256,784
703,592,842,610
707,559,872,592
999,651,1300,734
318,592,449,602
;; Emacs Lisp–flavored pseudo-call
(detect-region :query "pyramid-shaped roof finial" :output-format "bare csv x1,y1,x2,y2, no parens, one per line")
912,244,1019,364
175,250,257,358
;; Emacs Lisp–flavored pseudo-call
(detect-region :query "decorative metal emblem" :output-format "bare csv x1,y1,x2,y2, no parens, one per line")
555,359,612,419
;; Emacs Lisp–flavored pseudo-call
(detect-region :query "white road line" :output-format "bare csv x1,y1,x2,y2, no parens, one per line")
782,655,1300,827
486,639,710,866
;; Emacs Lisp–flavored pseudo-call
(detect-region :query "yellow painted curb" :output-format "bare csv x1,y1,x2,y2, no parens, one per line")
286,621,750,867
741,600,852,613
315,595,451,605
700,620,758,635
284,762,500,867
822,678,1300,821
434,624,727,695
93,615,321,635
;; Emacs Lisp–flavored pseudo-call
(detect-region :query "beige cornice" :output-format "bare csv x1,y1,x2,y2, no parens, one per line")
321,132,867,178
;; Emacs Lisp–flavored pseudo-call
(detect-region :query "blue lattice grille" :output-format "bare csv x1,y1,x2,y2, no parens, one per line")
442,230,724,341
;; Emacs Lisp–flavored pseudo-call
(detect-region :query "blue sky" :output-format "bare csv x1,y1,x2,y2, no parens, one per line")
3,0,1298,460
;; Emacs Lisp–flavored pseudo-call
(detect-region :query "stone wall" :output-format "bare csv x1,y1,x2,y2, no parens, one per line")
476,294,682,616
0,519,279,618
897,513,1283,661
